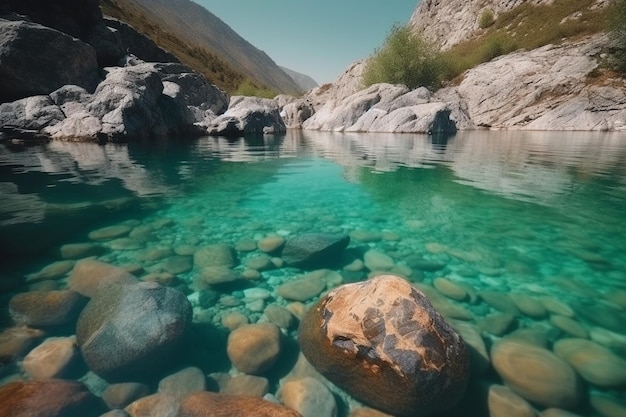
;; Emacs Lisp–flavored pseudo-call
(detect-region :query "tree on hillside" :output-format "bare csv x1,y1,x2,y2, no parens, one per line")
363,25,445,90
609,0,626,72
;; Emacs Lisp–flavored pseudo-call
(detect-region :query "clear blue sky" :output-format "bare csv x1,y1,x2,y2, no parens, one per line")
193,1,419,85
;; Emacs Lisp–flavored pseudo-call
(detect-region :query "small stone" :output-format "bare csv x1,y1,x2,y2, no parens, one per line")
129,225,155,241
226,323,281,375
540,408,584,417
550,315,589,339
382,231,401,241
343,259,364,272
219,295,242,307
276,272,326,302
590,326,626,350
235,239,258,252
257,236,286,253
554,338,626,387
177,391,301,417
245,255,274,271
349,408,395,417
68,259,138,297
29,280,58,292
363,249,394,271
221,311,249,330
0,327,44,360
124,393,179,417
349,229,382,243
161,256,193,275
9,290,87,327
60,242,104,259
479,291,520,315
197,266,240,286
264,304,295,329
210,373,269,397
158,366,206,398
109,238,144,251
433,278,467,301
137,247,174,262
509,293,547,319
102,382,150,410
26,260,75,282
539,296,575,317
491,338,581,408
488,384,536,417
286,302,307,320
279,377,337,417
0,380,104,417
241,269,261,280
194,244,238,269
590,394,626,417
479,313,516,336
22,336,78,379
89,224,132,241
174,245,197,256
281,233,350,267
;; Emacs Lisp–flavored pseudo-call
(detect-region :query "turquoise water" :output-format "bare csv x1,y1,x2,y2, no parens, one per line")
1,130,626,416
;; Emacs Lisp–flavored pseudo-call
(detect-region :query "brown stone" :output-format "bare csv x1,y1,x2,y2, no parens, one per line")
279,377,336,417
276,272,326,302
0,327,45,360
125,393,179,417
0,379,104,417
158,367,206,399
491,338,581,408
433,278,467,301
298,275,469,417
487,384,537,417
102,382,150,410
25,260,75,283
22,337,78,379
554,338,626,387
176,392,302,417
257,235,286,253
68,259,138,297
226,323,281,375
9,290,87,327
209,373,269,397
590,394,626,417
349,408,395,417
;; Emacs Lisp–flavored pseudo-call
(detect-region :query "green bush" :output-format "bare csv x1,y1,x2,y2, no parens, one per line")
234,79,278,99
478,9,495,29
363,25,446,90
609,0,626,72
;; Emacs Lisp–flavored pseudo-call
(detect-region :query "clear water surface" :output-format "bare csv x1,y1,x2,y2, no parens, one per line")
1,130,625,416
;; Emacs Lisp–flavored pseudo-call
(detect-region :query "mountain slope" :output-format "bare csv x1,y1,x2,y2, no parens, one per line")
280,66,318,92
103,0,302,95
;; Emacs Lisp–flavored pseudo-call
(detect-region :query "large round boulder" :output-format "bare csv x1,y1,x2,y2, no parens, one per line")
76,281,192,381
298,275,469,417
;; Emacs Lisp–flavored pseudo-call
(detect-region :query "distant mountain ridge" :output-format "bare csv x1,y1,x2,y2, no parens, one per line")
102,0,302,94
280,66,319,92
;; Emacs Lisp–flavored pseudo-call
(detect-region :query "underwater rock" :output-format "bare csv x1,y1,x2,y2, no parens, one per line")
487,384,537,417
88,224,132,241
433,277,467,301
257,236,286,253
539,296,575,318
193,244,238,269
550,316,589,339
244,254,274,271
226,323,281,375
209,373,269,397
68,259,138,297
478,291,521,315
491,338,582,408
298,275,469,417
349,408,395,417
9,290,87,327
25,260,75,282
276,272,327,302
509,293,548,319
22,336,78,380
540,409,584,417
0,327,44,363
221,311,249,330
264,304,295,329
479,313,516,337
279,377,337,417
590,394,626,417
125,392,179,417
102,382,151,410
196,266,240,287
76,281,192,381
281,233,350,268
0,379,104,417
554,338,626,388
60,243,105,259
363,249,395,271
177,391,302,417
158,366,206,399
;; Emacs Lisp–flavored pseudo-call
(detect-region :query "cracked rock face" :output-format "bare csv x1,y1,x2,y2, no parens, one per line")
298,275,469,417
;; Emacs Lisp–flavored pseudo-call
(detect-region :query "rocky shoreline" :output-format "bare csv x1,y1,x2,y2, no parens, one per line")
2,2,626,145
